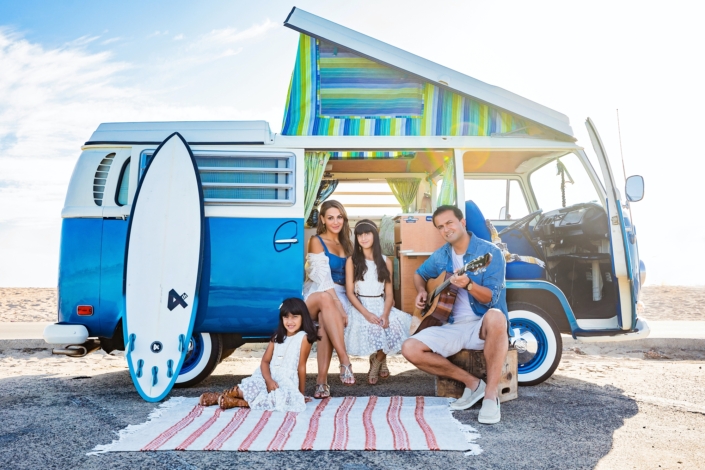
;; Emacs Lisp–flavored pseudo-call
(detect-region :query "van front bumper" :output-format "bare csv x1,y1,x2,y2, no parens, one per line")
574,318,651,343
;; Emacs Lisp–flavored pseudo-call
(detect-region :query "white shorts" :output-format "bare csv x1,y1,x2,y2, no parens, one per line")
412,315,485,358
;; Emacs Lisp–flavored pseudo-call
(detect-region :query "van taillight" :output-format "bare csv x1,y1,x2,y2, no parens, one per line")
77,305,93,316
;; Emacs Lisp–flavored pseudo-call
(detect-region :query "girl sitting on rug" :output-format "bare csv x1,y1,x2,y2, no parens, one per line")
344,220,412,385
199,298,318,412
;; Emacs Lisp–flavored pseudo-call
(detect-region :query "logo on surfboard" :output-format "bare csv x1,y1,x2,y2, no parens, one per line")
167,289,189,311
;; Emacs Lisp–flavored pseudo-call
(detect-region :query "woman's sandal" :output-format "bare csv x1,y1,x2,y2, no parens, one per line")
368,354,383,385
199,392,220,407
313,383,330,399
339,363,355,386
218,395,249,410
379,357,390,379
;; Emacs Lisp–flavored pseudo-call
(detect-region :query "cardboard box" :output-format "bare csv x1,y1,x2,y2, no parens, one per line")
394,244,429,313
394,214,445,253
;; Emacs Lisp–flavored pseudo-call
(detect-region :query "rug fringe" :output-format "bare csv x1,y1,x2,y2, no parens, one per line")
449,413,483,456
87,397,187,455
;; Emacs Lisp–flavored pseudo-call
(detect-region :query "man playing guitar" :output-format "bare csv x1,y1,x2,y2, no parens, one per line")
401,205,508,424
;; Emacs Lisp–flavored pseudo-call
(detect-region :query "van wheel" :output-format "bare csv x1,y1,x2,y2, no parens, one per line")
174,332,222,388
508,302,562,386
220,349,236,363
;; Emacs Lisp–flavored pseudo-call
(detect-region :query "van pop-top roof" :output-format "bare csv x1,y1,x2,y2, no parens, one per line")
281,7,574,140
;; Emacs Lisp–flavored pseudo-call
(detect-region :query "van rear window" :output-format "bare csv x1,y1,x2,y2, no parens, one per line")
139,150,295,205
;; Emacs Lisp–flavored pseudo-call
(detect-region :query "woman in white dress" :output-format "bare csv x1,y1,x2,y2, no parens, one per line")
303,200,355,398
344,220,412,385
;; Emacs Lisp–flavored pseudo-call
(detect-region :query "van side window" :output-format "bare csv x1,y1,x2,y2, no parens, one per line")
463,178,529,220
139,150,295,205
93,153,116,206
115,158,131,206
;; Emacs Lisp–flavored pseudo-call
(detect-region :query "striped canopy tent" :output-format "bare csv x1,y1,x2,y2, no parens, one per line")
279,9,573,157
282,34,540,147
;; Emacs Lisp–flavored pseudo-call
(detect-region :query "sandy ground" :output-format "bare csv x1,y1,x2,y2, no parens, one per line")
0,288,56,322
0,286,703,322
0,344,703,469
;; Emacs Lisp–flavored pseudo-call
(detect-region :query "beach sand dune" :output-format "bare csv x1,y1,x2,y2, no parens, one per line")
0,286,702,323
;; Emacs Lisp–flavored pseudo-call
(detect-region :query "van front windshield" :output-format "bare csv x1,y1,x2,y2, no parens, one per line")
529,152,601,212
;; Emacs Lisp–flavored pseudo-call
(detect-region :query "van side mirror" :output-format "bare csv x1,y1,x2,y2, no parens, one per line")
625,175,644,202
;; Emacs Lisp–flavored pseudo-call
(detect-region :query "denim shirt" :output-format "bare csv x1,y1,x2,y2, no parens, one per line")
416,231,507,318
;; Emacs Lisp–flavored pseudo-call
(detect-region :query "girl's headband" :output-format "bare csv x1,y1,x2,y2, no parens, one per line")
355,221,378,232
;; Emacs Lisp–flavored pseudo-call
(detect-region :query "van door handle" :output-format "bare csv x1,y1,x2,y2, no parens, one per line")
275,238,298,244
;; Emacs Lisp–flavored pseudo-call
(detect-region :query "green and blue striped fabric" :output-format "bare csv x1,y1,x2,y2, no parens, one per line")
318,40,424,117
281,34,534,143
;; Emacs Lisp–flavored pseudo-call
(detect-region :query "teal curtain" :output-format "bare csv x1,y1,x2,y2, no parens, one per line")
387,178,421,213
436,157,456,206
304,152,330,226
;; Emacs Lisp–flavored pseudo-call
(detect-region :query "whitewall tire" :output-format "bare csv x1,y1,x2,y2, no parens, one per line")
174,332,222,387
508,302,562,386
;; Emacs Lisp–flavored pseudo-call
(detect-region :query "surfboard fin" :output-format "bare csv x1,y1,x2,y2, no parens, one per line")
128,333,136,353
152,366,159,386
136,359,144,378
166,359,174,378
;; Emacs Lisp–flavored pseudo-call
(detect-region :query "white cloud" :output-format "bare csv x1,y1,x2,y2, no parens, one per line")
101,37,122,45
173,33,184,41
190,19,276,50
147,30,169,38
66,34,101,46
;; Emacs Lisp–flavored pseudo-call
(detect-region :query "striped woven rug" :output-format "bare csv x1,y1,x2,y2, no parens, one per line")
91,396,481,453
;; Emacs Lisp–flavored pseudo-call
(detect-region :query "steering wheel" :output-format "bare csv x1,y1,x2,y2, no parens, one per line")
498,210,543,237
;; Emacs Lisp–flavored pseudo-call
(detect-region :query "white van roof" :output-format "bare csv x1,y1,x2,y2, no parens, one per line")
86,121,273,145
285,7,573,138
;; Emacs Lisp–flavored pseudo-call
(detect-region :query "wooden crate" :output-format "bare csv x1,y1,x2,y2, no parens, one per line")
395,251,428,313
435,348,518,403
394,214,445,253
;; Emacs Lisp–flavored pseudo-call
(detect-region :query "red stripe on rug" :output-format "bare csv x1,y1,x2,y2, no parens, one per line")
266,412,297,451
175,407,222,451
330,396,356,450
386,396,410,450
142,405,204,451
414,396,440,451
301,398,330,450
203,408,250,451
363,396,378,450
238,411,273,451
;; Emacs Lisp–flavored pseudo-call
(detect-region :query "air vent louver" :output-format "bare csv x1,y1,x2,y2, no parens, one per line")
93,153,116,206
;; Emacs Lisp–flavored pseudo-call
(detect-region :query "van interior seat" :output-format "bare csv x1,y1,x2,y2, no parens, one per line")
464,200,545,280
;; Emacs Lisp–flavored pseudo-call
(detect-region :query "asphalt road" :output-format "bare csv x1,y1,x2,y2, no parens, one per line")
0,348,703,470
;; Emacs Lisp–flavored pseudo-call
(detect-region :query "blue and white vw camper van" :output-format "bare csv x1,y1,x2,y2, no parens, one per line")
44,8,648,387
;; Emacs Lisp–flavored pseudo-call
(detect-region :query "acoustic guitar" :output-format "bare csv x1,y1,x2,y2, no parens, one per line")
410,253,492,335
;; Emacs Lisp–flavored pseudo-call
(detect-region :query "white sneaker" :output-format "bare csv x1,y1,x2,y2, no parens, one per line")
478,397,501,424
449,380,486,410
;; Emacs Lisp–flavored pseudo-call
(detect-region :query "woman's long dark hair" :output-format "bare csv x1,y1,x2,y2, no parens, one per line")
352,219,391,283
316,200,353,257
271,298,319,345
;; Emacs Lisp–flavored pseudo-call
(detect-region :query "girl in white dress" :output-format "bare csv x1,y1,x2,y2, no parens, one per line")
199,298,318,412
344,220,412,385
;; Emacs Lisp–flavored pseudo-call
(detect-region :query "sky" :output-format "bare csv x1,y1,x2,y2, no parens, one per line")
0,0,703,287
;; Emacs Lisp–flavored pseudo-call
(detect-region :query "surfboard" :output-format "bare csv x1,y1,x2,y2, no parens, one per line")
123,132,204,402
